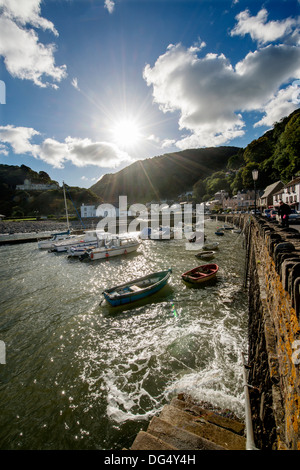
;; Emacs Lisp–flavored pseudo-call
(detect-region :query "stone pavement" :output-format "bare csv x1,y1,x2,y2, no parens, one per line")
130,395,246,451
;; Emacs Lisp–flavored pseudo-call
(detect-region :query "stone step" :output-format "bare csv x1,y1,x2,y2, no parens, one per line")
130,430,178,450
147,416,226,450
170,397,245,435
158,404,246,450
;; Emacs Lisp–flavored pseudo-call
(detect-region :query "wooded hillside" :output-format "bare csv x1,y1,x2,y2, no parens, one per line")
90,146,240,203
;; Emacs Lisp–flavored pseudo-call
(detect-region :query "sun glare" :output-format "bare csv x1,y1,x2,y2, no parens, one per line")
112,118,141,149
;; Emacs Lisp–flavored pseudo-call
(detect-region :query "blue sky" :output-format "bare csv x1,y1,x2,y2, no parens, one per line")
0,0,299,188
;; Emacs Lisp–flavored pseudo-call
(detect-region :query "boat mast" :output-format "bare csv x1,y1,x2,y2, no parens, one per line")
63,181,70,231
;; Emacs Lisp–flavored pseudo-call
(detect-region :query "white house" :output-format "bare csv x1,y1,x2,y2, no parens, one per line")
80,203,134,218
16,179,58,191
272,176,300,211
81,204,97,218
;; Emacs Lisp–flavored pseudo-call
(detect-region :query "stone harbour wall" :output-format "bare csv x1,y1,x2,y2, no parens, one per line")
243,217,300,450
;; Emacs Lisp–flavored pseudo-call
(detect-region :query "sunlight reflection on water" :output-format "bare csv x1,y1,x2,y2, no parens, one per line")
0,219,247,449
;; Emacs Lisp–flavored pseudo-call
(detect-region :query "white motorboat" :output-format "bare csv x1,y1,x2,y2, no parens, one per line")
67,231,110,257
67,241,99,257
80,234,141,261
38,230,71,249
50,230,104,252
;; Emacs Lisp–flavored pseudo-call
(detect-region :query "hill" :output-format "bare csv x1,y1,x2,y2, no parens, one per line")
91,108,300,204
0,164,100,218
193,108,300,201
90,146,240,203
1,108,299,216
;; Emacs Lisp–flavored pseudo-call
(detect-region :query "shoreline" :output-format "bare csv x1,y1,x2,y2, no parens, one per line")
0,220,70,235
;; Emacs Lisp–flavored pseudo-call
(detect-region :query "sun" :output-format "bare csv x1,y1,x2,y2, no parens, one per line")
111,118,141,149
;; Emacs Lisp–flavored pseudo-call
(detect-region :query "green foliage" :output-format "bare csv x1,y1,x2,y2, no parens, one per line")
205,171,231,195
193,109,300,200
241,109,300,186
0,109,299,215
90,109,299,204
90,147,240,203
227,149,244,170
0,166,101,217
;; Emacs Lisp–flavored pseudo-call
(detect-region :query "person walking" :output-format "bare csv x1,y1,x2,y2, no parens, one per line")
278,200,291,228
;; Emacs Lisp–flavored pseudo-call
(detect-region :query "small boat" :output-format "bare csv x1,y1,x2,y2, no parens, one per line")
50,230,104,252
81,234,140,261
215,229,224,236
203,241,219,250
223,223,234,230
181,263,219,284
102,269,172,306
140,226,174,240
38,230,71,249
49,234,83,251
188,232,206,243
154,226,175,240
195,250,215,260
67,242,99,257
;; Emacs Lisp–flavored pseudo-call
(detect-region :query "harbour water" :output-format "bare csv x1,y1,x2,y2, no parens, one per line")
0,219,248,450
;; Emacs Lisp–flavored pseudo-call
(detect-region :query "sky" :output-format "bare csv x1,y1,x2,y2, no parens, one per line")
0,0,299,189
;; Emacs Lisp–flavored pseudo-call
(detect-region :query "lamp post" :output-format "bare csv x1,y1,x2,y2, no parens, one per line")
252,169,258,215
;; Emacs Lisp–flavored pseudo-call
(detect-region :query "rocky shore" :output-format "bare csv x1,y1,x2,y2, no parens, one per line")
0,220,78,235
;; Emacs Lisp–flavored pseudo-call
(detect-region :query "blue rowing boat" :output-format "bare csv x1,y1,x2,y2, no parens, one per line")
102,269,172,306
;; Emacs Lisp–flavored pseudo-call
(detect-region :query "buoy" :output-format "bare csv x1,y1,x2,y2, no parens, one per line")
124,249,127,254
91,252,94,259
105,252,109,258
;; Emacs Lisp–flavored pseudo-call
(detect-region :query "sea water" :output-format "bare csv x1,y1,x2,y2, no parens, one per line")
0,219,248,449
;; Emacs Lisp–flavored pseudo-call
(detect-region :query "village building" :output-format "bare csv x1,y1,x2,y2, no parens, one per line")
222,190,256,212
80,203,133,218
259,181,284,209
272,176,300,211
16,179,58,191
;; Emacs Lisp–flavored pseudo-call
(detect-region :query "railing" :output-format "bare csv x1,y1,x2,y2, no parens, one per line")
241,351,259,450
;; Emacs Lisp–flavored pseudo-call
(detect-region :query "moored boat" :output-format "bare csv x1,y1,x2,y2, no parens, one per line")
223,223,234,230
67,242,99,257
140,226,174,240
38,230,71,249
181,263,219,284
203,241,219,250
50,230,104,252
195,250,215,260
81,234,140,261
102,269,172,306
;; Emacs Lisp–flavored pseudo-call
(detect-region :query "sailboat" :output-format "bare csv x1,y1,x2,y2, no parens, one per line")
38,182,73,249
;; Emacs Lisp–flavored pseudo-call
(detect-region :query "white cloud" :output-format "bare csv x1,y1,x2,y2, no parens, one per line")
0,143,8,155
0,125,40,154
104,0,115,14
64,136,132,168
0,125,133,169
143,43,300,148
0,0,66,87
161,139,176,148
71,77,80,91
0,0,58,34
254,85,300,128
38,138,68,168
230,8,299,45
146,134,161,144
